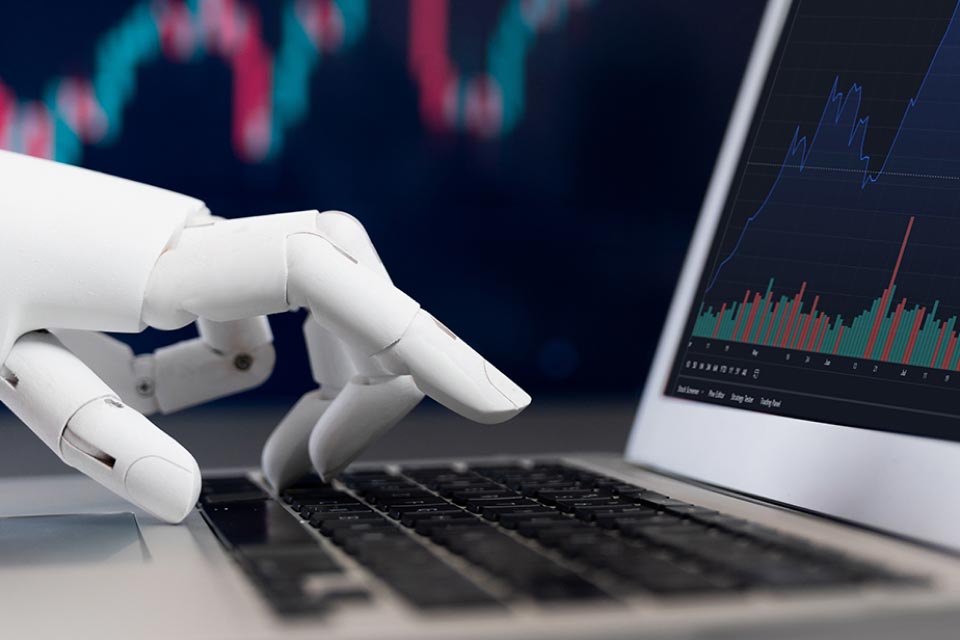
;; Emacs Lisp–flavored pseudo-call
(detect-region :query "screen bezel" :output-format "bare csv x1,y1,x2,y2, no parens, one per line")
626,0,960,552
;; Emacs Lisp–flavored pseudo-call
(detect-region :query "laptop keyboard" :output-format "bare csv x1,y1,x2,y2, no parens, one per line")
198,461,919,616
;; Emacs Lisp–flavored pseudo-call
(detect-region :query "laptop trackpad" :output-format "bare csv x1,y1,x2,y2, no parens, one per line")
0,513,149,566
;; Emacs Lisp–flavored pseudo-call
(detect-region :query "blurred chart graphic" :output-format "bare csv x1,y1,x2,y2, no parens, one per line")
0,0,587,165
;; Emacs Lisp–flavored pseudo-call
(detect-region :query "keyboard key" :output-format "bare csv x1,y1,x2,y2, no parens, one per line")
341,534,501,609
202,501,315,549
517,482,581,497
339,470,395,481
613,489,648,501
201,476,269,505
298,504,364,518
345,537,424,565
381,572,500,609
526,574,610,601
615,512,686,531
554,497,625,513
502,475,567,491
335,527,407,549
202,476,265,495
635,495,692,510
320,519,397,537
534,489,596,505
400,510,476,527
467,465,526,481
574,505,652,522
724,523,820,553
308,512,383,529
413,471,476,483
451,532,610,602
515,517,586,538
414,516,489,536
480,505,555,521
355,482,418,496
303,503,370,515
640,528,847,588
427,523,501,546
663,505,720,518
593,510,664,529
242,546,342,579
435,482,503,498
464,497,537,513
499,512,570,529
400,465,457,477
610,555,738,594
611,483,652,497
290,496,360,512
282,487,349,500
575,539,643,567
388,504,462,519
284,473,333,488
535,524,598,547
618,521,699,542
201,492,268,505
385,503,452,517
591,481,640,496
450,489,518,505
555,532,614,558
364,490,436,505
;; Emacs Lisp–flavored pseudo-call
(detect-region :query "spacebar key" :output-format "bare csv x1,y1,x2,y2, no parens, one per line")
381,567,502,609
349,541,501,609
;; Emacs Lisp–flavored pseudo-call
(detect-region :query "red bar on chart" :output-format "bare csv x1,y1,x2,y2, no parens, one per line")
796,295,819,349
815,314,830,352
740,292,762,342
731,290,752,342
863,216,914,359
902,306,927,364
880,298,906,362
778,282,806,348
931,320,950,368
712,303,727,339
941,331,957,369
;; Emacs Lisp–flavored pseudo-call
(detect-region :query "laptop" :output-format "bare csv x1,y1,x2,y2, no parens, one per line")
4,0,960,636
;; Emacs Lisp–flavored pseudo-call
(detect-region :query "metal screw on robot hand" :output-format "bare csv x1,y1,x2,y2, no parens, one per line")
234,353,253,371
136,378,155,397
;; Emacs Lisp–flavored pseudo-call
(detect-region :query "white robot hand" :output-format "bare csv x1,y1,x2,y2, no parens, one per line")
0,151,530,523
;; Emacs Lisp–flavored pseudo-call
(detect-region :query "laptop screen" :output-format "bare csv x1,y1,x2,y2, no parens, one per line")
666,0,960,442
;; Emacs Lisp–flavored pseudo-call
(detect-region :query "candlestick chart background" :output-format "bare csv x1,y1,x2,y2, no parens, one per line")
0,1,765,401
0,0,598,164
670,0,960,438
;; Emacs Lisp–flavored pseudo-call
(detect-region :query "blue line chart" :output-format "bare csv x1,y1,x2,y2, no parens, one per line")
703,0,960,294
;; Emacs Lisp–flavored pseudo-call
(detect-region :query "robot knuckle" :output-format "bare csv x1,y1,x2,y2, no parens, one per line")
316,210,374,249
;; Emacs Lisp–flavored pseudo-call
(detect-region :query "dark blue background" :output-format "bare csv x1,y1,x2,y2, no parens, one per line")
1,1,763,402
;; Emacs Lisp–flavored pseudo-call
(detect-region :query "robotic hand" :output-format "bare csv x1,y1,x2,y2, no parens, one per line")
0,150,530,524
